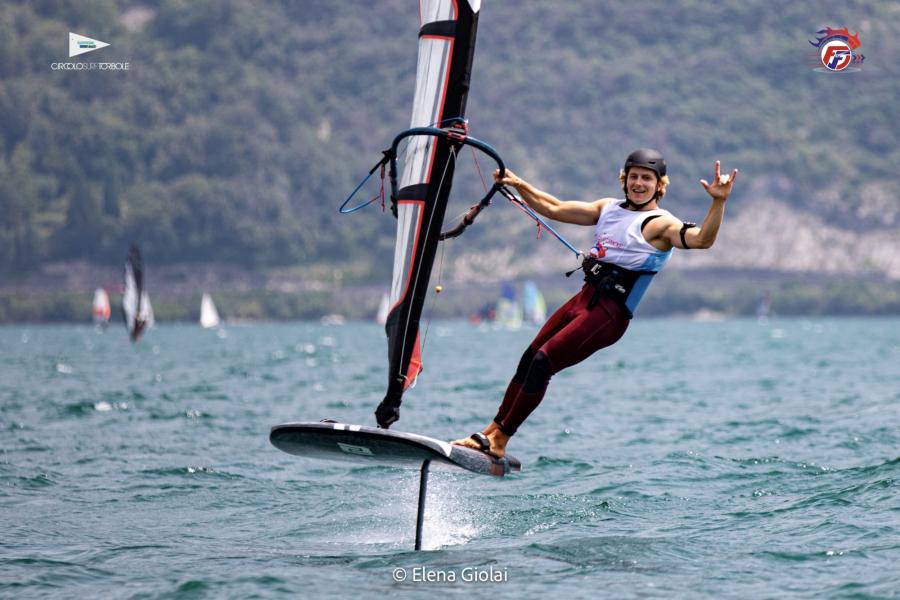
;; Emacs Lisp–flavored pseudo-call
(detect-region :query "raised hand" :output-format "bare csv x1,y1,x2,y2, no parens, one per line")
700,160,738,202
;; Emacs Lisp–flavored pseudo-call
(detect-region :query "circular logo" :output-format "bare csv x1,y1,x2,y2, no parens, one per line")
820,40,853,71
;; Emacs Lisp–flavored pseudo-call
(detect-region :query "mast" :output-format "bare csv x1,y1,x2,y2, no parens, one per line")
375,0,482,428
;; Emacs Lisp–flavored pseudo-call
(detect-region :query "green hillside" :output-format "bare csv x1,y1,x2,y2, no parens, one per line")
1,1,898,316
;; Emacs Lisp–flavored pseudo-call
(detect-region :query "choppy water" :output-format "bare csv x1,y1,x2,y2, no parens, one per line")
2,318,899,599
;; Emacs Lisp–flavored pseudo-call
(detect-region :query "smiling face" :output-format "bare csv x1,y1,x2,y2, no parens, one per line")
625,166,661,205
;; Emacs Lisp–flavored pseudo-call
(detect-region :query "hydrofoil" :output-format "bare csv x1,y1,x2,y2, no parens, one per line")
270,421,520,550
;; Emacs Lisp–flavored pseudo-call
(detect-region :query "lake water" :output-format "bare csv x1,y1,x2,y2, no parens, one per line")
2,318,899,598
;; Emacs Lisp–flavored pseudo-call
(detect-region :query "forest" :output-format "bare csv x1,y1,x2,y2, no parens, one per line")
1,0,898,319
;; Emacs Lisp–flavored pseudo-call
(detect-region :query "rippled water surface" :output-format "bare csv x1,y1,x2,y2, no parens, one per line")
2,318,899,598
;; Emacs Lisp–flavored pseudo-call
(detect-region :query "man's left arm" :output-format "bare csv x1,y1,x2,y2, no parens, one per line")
663,160,738,250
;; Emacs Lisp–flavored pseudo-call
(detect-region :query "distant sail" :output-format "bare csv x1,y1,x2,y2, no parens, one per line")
200,293,220,328
92,288,111,325
140,292,155,328
375,0,482,428
375,292,390,326
122,244,152,342
495,282,523,330
522,280,547,325
757,290,771,325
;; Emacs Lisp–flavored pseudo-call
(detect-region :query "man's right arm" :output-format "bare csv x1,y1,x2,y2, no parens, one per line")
495,169,609,225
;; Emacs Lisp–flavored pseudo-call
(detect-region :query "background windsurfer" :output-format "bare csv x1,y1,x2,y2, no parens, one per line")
123,243,153,343
131,318,146,342
453,150,738,458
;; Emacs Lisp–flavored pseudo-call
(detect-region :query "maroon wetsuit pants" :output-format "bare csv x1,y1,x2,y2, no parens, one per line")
493,284,630,436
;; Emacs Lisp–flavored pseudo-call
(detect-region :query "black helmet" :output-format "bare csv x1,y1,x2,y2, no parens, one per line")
624,148,667,178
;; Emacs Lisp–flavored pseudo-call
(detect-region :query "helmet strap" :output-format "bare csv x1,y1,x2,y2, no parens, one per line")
622,195,655,209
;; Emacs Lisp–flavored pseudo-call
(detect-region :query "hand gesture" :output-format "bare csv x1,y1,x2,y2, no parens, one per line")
700,160,738,202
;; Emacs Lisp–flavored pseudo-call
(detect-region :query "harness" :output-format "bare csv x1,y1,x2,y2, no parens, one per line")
568,258,657,318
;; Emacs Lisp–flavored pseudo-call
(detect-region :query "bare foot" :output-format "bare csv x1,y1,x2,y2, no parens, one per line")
451,423,493,450
451,428,509,459
485,430,509,459
450,436,483,450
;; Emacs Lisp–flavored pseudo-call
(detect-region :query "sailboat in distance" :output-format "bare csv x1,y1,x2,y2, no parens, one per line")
375,292,390,326
92,288,111,327
522,280,547,325
200,293,221,328
122,244,154,343
495,282,523,330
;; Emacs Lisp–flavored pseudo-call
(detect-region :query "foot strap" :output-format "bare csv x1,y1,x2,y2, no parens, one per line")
470,432,491,453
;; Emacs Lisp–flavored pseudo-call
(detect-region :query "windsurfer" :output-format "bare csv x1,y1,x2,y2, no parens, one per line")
131,318,146,342
452,150,737,458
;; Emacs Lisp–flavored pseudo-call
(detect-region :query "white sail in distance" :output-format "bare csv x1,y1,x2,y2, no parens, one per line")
92,288,111,325
200,293,220,328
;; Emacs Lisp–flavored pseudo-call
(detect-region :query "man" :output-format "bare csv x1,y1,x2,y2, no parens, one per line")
453,149,738,458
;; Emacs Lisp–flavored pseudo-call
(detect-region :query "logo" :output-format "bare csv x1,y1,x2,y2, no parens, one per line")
52,32,129,71
69,32,110,57
808,27,865,72
337,443,374,456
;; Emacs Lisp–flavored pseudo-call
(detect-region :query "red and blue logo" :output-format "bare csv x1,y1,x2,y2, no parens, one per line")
809,27,865,72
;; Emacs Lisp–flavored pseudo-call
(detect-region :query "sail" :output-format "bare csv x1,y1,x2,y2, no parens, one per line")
92,288,111,324
122,244,150,342
375,292,390,326
495,282,523,330
375,0,482,428
522,280,547,325
200,293,220,328
140,292,155,328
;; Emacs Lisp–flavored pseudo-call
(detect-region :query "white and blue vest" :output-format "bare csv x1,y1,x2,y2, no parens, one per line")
590,200,673,314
